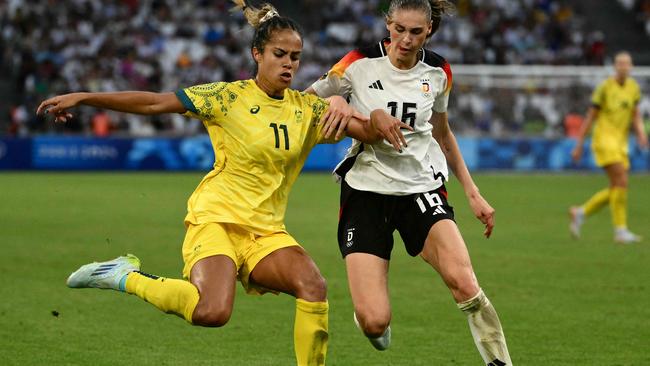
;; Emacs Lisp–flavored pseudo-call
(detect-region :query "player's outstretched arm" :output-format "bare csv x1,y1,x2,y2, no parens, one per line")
431,112,494,238
345,109,412,152
320,95,369,140
571,106,598,162
36,92,186,123
312,93,411,152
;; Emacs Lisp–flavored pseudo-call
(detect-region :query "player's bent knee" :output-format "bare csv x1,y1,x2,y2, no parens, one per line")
610,176,628,187
446,274,480,302
192,304,233,327
363,320,390,338
456,282,480,302
293,273,327,302
357,312,390,337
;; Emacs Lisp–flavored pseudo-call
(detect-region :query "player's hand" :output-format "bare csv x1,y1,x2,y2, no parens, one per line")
570,144,583,163
321,96,369,140
468,192,495,238
369,109,413,152
36,93,84,123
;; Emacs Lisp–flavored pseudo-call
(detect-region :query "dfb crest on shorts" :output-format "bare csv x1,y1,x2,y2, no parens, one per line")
346,228,355,247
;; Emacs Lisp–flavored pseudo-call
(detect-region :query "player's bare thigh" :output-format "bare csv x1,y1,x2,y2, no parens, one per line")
190,255,238,327
420,219,479,303
604,162,628,188
249,246,327,302
345,253,391,337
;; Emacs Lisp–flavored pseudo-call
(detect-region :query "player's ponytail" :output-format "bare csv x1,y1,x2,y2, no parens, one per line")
387,0,455,38
230,0,303,53
427,0,455,37
231,0,279,29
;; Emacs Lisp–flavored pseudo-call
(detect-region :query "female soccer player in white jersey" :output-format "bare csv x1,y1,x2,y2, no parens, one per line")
307,0,513,364
36,2,409,365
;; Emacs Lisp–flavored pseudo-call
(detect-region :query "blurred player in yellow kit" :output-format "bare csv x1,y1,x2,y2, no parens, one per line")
570,51,648,244
35,2,409,365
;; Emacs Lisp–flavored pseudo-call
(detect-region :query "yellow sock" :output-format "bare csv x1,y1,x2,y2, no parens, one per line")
609,187,628,228
125,271,199,323
294,299,329,366
583,188,610,216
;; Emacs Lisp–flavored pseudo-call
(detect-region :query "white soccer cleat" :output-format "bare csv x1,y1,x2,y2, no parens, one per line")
614,229,642,244
354,313,391,351
569,206,584,239
66,254,141,290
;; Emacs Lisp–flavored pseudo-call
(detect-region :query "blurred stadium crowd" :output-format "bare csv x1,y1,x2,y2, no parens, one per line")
619,0,650,37
0,0,647,137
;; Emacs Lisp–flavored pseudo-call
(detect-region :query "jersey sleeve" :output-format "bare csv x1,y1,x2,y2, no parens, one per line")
175,82,230,121
433,62,453,113
304,94,333,146
310,50,364,98
591,81,606,108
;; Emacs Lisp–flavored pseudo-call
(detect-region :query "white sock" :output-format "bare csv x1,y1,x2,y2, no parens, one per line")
458,289,512,365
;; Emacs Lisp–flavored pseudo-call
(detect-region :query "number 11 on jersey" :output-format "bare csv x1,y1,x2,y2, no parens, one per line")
269,123,290,150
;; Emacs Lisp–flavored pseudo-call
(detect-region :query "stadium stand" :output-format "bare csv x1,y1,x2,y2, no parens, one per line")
0,0,647,136
618,0,650,37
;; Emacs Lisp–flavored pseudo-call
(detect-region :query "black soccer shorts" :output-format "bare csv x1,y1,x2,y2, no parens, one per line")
337,180,455,260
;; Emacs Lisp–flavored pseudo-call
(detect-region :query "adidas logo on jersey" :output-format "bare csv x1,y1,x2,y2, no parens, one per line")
368,80,384,90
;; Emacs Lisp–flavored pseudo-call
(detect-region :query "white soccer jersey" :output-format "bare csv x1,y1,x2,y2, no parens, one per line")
311,39,452,195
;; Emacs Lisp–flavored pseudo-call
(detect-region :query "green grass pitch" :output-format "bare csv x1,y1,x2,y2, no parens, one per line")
1,172,649,365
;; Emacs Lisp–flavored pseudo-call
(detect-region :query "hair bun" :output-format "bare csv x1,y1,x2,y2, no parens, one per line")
259,9,280,24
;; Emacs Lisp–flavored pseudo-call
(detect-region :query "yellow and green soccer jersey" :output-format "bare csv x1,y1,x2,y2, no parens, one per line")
591,77,641,146
176,80,329,234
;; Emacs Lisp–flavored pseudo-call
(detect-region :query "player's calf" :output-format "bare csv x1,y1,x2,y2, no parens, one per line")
458,289,512,365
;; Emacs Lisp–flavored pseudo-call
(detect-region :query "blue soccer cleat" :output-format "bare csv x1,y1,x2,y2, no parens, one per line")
66,254,141,291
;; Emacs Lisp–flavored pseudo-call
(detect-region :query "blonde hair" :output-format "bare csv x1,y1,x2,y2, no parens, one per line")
614,51,632,62
231,0,280,29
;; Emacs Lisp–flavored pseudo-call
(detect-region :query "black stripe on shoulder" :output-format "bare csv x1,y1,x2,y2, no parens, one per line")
356,40,386,59
422,49,448,68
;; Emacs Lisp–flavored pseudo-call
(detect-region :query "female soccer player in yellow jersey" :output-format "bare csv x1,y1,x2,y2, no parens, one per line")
306,1,512,364
36,2,411,365
570,51,648,244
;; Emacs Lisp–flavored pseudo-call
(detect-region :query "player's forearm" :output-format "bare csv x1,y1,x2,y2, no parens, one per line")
633,119,644,138
576,108,597,142
430,113,477,196
632,109,646,139
77,91,183,115
345,116,381,143
440,129,479,197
